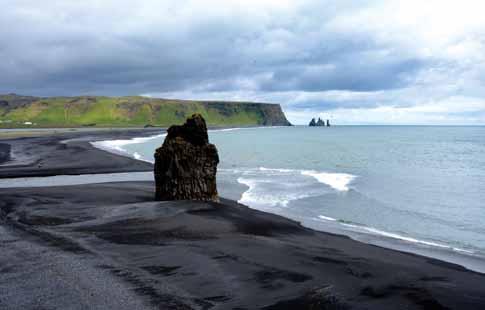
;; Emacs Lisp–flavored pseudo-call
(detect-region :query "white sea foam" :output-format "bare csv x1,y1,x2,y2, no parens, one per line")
237,177,288,207
316,214,475,254
453,248,475,254
339,221,474,254
345,223,450,248
90,133,166,163
133,152,142,160
209,126,286,133
235,166,357,209
256,167,357,192
237,177,312,208
318,215,337,221
210,128,243,132
301,170,356,191
258,167,294,173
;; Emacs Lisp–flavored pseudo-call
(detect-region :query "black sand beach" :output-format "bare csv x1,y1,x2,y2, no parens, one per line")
1,131,485,309
0,129,159,178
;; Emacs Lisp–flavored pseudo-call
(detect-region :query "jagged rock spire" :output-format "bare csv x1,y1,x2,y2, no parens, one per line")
154,114,219,201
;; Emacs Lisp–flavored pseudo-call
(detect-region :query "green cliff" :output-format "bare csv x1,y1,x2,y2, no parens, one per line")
0,94,291,128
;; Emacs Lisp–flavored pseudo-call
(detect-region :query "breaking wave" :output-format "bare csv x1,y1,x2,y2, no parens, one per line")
233,167,357,209
91,134,166,163
316,215,475,254
237,177,313,208
301,170,356,191
257,167,356,192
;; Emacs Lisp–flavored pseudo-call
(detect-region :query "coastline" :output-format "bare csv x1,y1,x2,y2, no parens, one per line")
90,129,485,274
2,127,485,272
1,128,485,309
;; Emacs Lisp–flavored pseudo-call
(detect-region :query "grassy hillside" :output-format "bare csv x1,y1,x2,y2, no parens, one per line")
0,94,291,128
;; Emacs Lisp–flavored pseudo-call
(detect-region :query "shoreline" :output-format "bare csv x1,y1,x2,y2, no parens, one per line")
2,169,483,274
88,129,485,274
1,128,485,308
2,127,485,272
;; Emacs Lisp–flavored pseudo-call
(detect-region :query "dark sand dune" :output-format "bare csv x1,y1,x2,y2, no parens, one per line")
2,182,485,309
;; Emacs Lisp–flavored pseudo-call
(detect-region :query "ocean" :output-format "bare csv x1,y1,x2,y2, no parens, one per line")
95,126,485,270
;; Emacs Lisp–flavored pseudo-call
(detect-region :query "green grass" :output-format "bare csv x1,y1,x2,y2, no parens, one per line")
0,95,286,128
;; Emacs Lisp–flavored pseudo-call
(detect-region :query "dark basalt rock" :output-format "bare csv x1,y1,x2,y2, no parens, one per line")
316,117,325,126
309,117,331,127
154,114,219,201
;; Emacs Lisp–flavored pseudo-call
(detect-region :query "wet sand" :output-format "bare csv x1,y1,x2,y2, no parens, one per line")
1,130,485,309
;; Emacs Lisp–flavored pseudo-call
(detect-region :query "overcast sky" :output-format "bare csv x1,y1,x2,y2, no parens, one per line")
2,0,485,124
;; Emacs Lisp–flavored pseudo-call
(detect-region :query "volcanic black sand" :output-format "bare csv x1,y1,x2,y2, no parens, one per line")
1,131,485,309
0,128,158,178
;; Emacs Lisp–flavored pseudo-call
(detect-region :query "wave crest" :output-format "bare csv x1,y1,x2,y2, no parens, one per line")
301,170,356,191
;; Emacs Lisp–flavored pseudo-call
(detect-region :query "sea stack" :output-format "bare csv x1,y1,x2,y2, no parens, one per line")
309,117,332,127
316,117,325,126
154,114,219,201
309,117,327,126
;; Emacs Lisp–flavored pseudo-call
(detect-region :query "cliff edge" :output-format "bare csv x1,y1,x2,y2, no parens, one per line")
0,94,291,128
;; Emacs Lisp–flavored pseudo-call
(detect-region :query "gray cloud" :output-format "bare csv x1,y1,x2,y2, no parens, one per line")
0,1,427,96
1,0,485,124
260,58,425,92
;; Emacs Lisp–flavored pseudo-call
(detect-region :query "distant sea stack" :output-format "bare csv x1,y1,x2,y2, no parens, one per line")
154,114,219,202
0,94,291,128
308,117,330,127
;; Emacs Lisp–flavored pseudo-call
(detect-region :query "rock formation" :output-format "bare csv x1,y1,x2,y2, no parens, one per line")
309,117,331,127
154,114,219,201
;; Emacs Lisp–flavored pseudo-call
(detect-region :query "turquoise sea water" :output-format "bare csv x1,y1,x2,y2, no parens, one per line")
103,126,485,266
